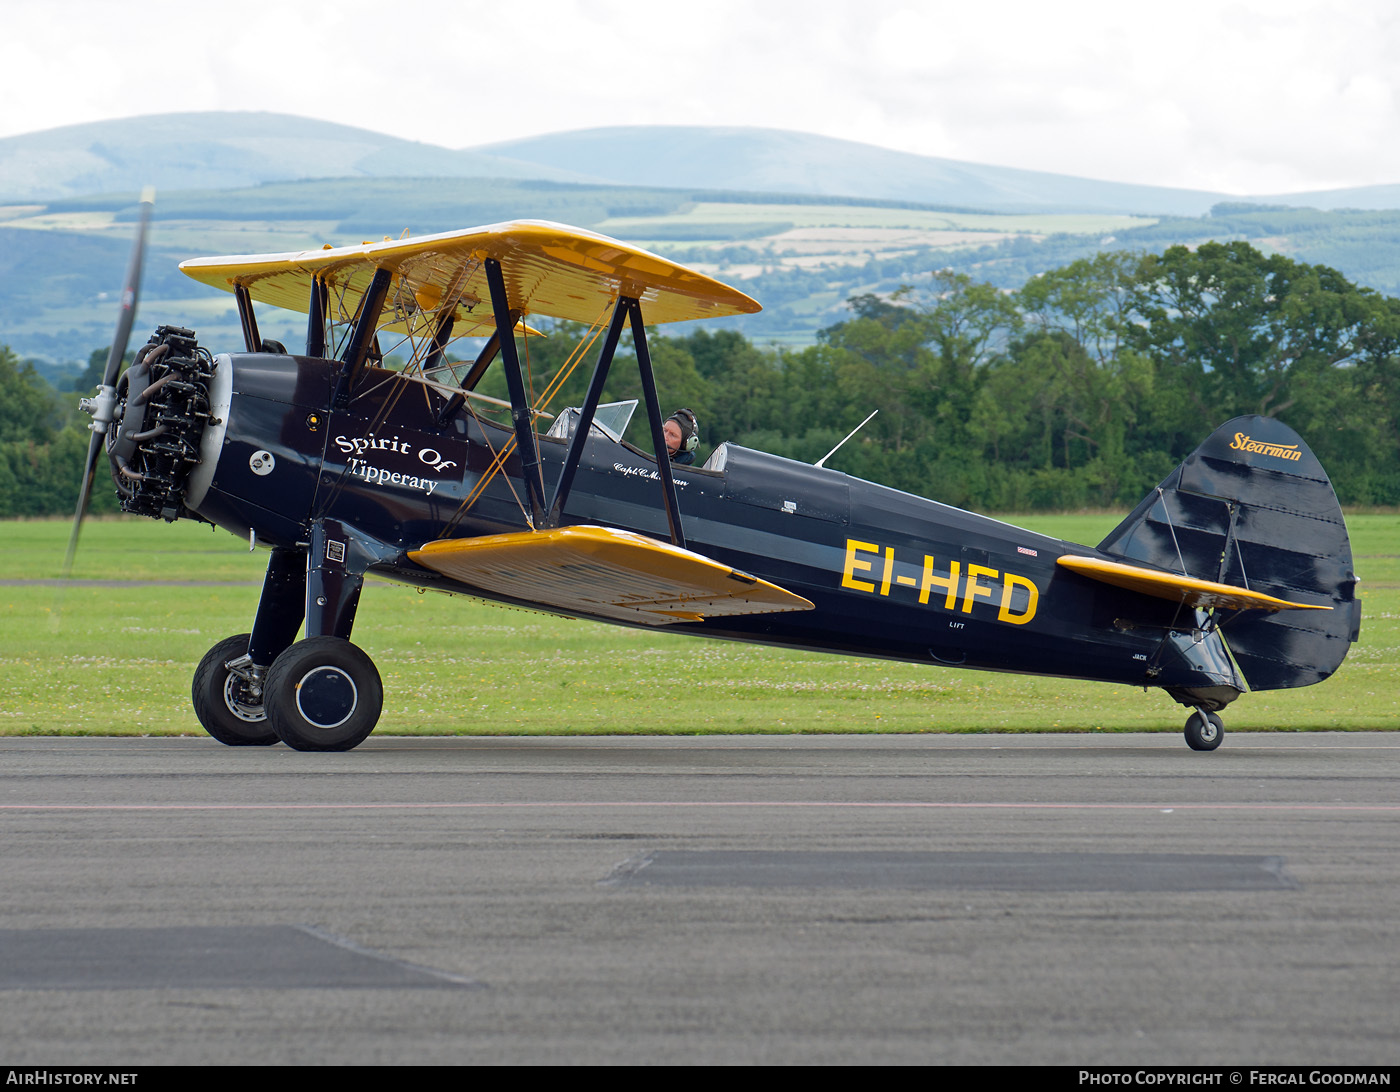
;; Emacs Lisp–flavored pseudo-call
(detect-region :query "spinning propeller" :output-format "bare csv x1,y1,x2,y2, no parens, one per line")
64,188,154,576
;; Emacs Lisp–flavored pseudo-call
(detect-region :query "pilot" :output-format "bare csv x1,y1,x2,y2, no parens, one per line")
663,409,699,465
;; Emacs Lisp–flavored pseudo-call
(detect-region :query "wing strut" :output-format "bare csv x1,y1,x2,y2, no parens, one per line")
460,322,509,391
424,311,455,373
484,257,548,528
546,297,629,528
628,298,686,549
306,276,326,358
333,267,392,409
543,297,687,549
234,284,261,353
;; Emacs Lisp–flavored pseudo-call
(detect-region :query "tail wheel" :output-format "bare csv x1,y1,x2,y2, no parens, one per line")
192,634,279,746
1184,710,1224,751
264,637,382,752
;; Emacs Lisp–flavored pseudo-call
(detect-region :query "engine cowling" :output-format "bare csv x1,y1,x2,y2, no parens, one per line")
105,326,219,522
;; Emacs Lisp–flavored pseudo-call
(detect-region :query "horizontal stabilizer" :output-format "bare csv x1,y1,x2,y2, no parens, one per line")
409,526,813,626
1056,555,1332,613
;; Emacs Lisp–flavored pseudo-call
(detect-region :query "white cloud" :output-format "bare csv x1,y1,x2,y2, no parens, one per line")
3,0,1400,195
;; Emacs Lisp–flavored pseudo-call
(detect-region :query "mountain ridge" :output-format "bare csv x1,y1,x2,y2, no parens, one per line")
7,111,1395,215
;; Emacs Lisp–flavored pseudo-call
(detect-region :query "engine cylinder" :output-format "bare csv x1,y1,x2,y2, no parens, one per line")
107,326,216,522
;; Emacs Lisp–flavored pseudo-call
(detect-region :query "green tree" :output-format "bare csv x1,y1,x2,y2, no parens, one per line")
676,329,785,445
1018,251,1137,367
0,346,62,444
1125,242,1400,423
71,346,134,393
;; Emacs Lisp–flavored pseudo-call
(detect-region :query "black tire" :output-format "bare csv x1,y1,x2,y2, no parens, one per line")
263,637,382,752
1184,710,1224,751
191,634,279,746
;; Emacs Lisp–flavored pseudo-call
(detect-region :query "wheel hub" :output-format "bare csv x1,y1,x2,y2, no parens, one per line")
221,673,266,723
294,667,359,730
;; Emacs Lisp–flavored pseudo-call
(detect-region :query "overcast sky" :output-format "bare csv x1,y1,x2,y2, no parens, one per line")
4,0,1396,196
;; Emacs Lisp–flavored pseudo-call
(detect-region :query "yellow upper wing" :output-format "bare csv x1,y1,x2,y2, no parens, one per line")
1056,555,1332,612
179,219,761,333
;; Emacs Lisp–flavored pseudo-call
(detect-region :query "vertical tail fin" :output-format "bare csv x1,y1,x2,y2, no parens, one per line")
1097,416,1361,690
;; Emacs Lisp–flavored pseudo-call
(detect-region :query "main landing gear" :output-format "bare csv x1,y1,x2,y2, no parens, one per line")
192,634,383,752
1184,708,1225,751
191,522,392,752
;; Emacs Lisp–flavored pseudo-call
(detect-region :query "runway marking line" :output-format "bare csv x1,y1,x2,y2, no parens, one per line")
1,801,1399,812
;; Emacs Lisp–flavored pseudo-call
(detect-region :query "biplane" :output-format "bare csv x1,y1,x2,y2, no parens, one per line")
73,198,1361,751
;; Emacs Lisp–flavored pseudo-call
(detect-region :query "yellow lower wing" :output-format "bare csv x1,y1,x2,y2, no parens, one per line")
409,526,814,626
1057,555,1332,612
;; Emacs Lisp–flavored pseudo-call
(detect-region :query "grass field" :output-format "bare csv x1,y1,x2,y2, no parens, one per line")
2,514,1396,738
596,203,1155,236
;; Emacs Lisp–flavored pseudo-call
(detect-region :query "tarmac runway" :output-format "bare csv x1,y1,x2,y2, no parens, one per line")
1,732,1397,1065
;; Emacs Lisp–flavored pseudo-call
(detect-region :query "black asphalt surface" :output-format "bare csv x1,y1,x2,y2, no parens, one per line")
1,733,1397,1065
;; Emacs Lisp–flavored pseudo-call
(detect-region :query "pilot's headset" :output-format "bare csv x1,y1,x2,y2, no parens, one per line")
667,409,700,456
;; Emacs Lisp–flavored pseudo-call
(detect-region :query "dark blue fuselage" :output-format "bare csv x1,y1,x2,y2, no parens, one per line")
191,352,1239,696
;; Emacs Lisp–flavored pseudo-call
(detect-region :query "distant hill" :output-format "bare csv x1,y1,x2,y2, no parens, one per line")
0,112,591,202
476,126,1231,216
0,111,1229,216
477,126,1400,214
1257,182,1400,212
6,112,1399,216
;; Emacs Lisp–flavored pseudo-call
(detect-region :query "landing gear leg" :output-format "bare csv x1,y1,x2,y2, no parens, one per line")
262,519,393,752
247,546,307,666
1184,708,1224,751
